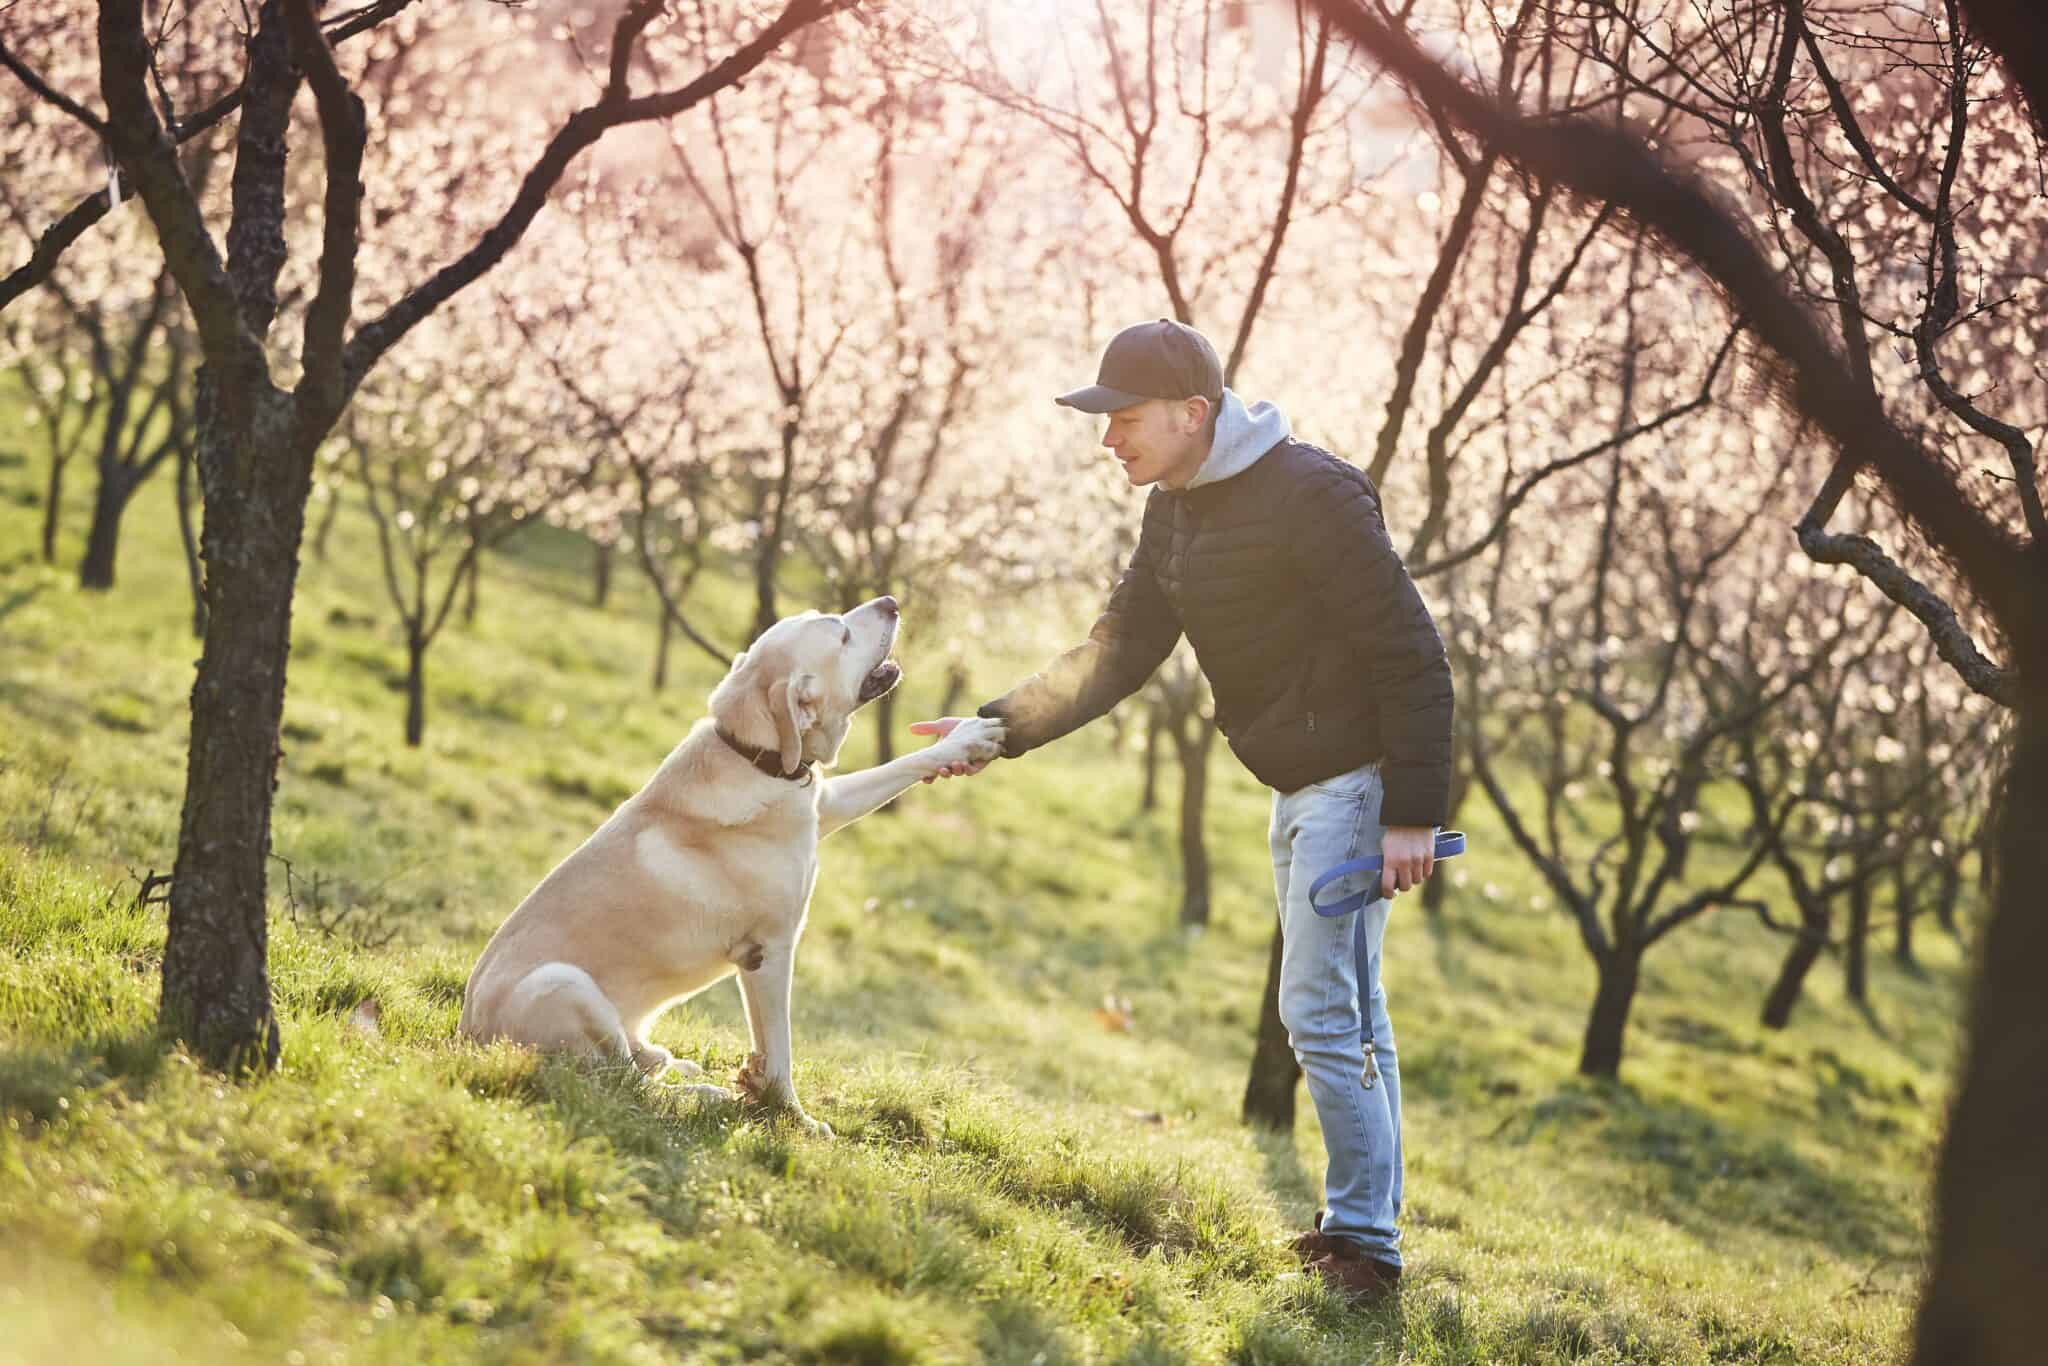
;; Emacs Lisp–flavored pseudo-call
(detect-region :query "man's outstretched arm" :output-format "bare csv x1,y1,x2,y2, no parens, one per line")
919,496,1182,777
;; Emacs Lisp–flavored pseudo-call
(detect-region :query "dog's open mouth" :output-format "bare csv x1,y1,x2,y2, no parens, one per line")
858,659,902,703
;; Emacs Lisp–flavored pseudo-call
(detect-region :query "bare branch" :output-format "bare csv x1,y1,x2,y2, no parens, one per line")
0,38,108,134
1306,0,2035,664
343,0,852,391
284,0,367,426
95,0,269,387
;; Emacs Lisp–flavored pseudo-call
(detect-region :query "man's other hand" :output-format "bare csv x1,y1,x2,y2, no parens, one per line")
1381,826,1438,898
910,717,996,783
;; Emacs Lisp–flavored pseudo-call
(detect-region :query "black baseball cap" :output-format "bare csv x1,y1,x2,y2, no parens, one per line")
1055,319,1224,413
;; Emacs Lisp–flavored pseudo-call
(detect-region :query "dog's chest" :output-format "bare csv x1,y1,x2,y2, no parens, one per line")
633,819,819,924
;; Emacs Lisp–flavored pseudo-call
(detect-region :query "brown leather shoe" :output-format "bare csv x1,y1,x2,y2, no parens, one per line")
1288,1226,1352,1260
1284,1208,1341,1260
1306,1242,1402,1306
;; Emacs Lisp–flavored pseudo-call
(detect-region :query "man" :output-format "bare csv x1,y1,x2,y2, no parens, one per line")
914,318,1453,1304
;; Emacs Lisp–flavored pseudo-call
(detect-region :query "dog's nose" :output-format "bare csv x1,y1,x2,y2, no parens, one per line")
876,595,899,619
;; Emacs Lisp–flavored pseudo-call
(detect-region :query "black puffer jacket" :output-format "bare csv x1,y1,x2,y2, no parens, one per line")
980,438,1454,827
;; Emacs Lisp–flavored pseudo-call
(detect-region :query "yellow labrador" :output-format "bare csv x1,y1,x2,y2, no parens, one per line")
459,596,1003,1136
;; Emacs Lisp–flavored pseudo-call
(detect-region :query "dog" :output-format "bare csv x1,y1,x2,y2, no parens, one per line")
458,595,1004,1136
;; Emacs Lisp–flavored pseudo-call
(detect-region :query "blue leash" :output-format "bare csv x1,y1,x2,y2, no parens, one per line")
1308,830,1468,917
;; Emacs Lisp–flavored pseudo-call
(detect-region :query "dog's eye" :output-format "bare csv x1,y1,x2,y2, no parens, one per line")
842,626,851,645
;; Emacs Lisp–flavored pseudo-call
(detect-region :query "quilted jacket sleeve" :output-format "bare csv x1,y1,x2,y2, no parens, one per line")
978,495,1183,757
1285,459,1454,827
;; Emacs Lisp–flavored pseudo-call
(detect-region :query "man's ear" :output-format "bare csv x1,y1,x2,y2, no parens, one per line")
1184,395,1212,434
767,671,822,772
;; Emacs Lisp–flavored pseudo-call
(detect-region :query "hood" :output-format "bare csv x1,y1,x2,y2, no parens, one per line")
1182,389,1290,491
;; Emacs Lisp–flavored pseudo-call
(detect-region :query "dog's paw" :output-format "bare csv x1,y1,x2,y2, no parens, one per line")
942,716,1006,765
795,1112,835,1140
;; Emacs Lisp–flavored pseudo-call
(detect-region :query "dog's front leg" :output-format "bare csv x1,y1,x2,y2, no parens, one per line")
733,941,831,1138
816,757,941,837
817,717,1005,837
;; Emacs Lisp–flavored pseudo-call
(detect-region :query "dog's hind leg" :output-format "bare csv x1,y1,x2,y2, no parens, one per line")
495,962,636,1063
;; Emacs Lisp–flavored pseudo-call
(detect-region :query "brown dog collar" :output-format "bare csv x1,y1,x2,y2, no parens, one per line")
715,724,814,784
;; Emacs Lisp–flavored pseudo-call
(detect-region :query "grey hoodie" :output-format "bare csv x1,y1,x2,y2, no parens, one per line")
1182,388,1291,491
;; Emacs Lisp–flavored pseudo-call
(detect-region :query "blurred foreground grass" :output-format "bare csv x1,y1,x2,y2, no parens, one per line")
0,433,1971,1362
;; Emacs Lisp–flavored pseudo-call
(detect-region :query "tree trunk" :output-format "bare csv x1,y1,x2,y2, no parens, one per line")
1845,878,1871,1003
461,550,479,626
77,467,136,590
1913,648,2048,1366
1140,701,1162,814
751,543,782,643
1578,948,1640,1078
940,661,968,719
403,630,427,748
592,540,612,609
1974,790,2000,901
176,442,206,639
40,453,66,564
160,384,306,1073
1761,925,1827,1029
1935,859,1962,939
311,488,340,560
1421,858,1450,913
1176,723,1213,926
1242,923,1301,1129
653,599,673,692
1423,745,1470,915
750,428,796,642
1894,862,1916,966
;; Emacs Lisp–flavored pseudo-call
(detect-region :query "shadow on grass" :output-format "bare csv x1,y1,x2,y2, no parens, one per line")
0,582,48,625
1250,1117,1317,1221
1494,1077,1917,1265
0,675,90,741
0,1029,172,1127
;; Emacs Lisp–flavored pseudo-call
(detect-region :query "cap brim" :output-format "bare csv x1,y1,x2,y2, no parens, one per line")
1054,384,1151,413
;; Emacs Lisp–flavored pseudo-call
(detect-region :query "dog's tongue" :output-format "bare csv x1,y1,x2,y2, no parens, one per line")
858,659,903,702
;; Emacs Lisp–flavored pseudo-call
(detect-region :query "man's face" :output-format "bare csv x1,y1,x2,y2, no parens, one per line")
1102,397,1209,489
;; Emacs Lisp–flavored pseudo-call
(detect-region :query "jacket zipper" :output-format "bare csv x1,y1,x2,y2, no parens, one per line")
1307,711,1317,733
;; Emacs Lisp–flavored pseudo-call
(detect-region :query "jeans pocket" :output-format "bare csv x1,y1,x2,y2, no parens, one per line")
1307,762,1381,801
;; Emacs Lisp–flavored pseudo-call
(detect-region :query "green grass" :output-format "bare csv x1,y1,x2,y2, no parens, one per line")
0,416,1973,1362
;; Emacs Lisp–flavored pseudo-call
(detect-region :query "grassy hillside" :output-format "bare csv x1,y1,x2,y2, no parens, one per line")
0,429,1973,1363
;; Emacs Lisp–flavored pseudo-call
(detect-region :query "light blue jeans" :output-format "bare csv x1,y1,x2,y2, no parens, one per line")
1270,760,1403,1266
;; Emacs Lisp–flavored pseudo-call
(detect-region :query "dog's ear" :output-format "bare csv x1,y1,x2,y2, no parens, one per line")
767,671,822,773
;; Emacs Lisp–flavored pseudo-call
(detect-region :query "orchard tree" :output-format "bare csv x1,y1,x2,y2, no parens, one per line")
509,210,748,685
662,11,867,643
0,285,100,566
785,70,1037,761
1464,279,1867,1075
1308,0,2047,1356
0,14,233,584
3,0,857,1069
343,305,596,746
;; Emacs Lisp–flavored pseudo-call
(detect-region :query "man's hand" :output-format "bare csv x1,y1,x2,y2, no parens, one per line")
1381,826,1438,898
909,717,996,783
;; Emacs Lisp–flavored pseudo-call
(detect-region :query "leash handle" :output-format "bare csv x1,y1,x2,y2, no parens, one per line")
1307,830,1467,917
